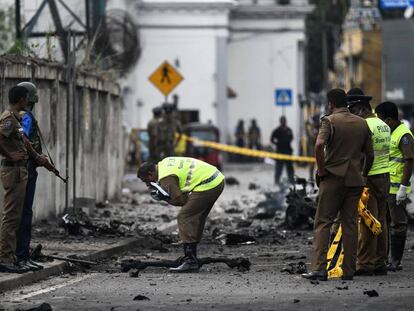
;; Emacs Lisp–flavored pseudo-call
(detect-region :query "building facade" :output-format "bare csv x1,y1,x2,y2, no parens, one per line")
124,0,313,152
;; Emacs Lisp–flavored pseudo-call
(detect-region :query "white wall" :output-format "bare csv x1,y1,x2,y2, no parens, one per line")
123,2,231,131
228,20,306,152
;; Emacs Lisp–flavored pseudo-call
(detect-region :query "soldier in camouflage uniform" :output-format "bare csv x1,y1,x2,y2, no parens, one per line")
147,106,163,163
159,103,182,159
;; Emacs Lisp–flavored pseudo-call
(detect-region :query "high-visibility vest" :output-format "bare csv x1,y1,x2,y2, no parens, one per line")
389,123,414,194
158,157,224,192
366,117,390,176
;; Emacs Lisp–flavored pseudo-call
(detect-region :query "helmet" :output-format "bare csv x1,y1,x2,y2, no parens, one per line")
152,106,162,116
17,81,38,104
162,103,174,114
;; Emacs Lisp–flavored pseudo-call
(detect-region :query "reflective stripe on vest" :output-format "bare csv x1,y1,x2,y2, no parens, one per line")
158,157,224,192
366,117,391,176
389,123,414,194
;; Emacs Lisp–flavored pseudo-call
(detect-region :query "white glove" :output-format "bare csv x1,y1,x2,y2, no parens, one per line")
396,185,408,205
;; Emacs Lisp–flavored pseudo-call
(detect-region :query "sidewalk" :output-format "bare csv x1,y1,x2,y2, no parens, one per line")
0,173,178,293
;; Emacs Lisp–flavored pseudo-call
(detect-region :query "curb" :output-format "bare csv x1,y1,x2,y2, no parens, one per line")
0,237,144,293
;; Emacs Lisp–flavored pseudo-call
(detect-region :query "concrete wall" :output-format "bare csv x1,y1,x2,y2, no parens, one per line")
0,55,124,221
228,18,307,152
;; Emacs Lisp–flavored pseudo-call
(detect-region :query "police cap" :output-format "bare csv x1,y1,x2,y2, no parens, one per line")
346,88,372,108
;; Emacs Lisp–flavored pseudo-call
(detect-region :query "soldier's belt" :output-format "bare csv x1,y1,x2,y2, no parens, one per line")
182,136,315,163
1,159,28,167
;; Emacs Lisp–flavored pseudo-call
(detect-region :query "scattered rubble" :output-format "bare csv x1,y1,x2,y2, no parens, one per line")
363,290,379,297
216,233,256,246
225,177,240,185
133,295,150,301
336,286,349,290
16,303,53,311
30,244,97,267
280,261,307,274
285,178,317,229
121,257,251,273
225,208,243,214
128,269,140,277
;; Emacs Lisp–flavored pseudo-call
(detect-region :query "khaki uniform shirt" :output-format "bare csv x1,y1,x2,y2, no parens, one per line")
399,134,414,160
159,175,188,206
0,110,28,159
317,107,373,187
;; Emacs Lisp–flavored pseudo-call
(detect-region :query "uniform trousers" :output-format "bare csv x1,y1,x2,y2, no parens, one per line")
177,181,224,243
16,160,38,262
357,173,389,271
0,165,28,264
311,174,362,276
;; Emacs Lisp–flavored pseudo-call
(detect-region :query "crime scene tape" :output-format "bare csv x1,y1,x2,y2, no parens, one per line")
181,135,316,163
327,187,381,279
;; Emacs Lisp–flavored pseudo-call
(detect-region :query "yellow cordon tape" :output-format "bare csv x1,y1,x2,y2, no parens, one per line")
183,136,316,163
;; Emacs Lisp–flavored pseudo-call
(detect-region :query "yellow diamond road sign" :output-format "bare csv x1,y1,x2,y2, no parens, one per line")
149,61,184,97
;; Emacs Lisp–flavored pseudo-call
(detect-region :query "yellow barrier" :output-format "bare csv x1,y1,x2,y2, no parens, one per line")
183,136,316,163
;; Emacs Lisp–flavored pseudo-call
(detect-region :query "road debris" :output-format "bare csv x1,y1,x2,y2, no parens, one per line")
129,269,140,277
280,261,307,274
216,233,256,245
133,295,150,301
30,244,98,267
285,178,317,229
336,286,349,290
363,290,379,297
121,256,251,273
16,303,53,311
225,177,240,185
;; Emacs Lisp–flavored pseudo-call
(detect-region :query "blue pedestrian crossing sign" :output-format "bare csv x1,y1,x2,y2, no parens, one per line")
275,89,292,106
380,0,414,8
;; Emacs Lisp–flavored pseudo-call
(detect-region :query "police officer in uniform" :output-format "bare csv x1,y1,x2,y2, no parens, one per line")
159,103,182,158
347,88,391,276
137,157,225,272
0,86,48,273
15,82,54,272
375,101,414,272
147,106,162,162
302,89,374,281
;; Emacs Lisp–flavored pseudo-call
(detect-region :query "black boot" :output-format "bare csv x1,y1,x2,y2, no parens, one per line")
170,243,199,273
387,233,406,272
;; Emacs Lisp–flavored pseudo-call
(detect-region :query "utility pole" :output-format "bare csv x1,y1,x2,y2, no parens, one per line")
321,4,329,93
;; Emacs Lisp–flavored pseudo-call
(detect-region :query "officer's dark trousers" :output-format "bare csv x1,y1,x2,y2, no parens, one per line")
16,160,37,262
274,152,294,184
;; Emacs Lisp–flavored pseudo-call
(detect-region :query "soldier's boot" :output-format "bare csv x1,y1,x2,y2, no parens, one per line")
387,233,406,272
170,243,199,273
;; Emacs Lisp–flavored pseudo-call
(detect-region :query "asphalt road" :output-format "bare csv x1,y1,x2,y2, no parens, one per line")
2,163,414,310
2,241,414,311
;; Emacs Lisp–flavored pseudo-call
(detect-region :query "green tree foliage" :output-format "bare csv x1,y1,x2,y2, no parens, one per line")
0,6,15,54
306,0,350,93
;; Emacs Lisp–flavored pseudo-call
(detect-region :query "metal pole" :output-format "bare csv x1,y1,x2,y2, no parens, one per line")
72,35,77,215
65,32,71,213
321,10,329,92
